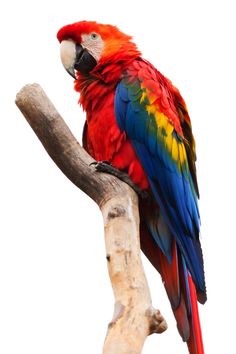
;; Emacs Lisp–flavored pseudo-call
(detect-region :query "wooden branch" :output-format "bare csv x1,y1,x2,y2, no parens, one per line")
15,84,167,354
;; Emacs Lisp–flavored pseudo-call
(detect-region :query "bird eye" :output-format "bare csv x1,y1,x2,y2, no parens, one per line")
90,33,98,40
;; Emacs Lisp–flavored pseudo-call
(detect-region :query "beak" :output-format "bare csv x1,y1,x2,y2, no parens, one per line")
60,40,77,79
60,39,98,78
66,67,76,79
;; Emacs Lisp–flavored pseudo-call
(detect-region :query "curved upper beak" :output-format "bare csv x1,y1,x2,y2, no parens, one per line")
66,67,76,80
60,40,77,79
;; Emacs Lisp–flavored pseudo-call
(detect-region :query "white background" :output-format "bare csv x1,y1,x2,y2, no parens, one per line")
1,0,235,353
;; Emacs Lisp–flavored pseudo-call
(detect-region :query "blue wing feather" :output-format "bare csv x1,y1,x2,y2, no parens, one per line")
115,79,205,294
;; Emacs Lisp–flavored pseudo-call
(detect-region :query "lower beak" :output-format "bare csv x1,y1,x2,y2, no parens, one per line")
60,40,97,79
73,43,97,76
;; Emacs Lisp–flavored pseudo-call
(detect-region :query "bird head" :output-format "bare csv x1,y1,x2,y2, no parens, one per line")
57,21,140,79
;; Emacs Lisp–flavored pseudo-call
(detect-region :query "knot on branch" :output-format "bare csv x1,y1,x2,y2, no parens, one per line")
108,206,126,220
146,308,168,335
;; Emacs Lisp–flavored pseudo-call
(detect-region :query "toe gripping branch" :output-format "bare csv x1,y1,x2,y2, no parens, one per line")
91,161,149,199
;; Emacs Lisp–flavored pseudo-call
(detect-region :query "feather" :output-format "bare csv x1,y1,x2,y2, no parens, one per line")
58,21,206,352
114,62,206,298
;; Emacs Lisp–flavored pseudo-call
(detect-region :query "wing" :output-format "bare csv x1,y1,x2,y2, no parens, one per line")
114,59,206,297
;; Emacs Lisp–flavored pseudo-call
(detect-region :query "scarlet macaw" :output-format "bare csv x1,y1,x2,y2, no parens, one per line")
57,21,206,354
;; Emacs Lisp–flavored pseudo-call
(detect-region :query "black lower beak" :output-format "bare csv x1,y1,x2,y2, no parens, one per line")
74,44,97,76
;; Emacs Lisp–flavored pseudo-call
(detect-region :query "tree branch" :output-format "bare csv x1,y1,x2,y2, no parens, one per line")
15,83,167,354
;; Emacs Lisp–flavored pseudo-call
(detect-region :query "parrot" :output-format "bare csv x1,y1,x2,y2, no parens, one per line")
57,21,206,354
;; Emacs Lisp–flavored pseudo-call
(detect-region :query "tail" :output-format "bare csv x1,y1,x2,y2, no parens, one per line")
186,274,204,354
140,224,205,354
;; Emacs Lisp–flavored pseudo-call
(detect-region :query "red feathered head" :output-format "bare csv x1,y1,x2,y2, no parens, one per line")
57,21,140,78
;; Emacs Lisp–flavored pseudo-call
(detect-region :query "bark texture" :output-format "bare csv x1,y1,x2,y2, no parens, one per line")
15,84,167,353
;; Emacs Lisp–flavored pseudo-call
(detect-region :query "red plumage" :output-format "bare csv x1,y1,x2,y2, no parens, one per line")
57,21,205,354
74,68,149,189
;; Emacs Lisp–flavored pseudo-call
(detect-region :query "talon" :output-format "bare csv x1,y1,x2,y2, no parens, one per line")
90,161,150,200
89,161,97,166
90,160,111,166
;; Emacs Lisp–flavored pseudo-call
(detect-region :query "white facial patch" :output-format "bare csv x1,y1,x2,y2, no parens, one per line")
81,33,104,62
60,40,76,70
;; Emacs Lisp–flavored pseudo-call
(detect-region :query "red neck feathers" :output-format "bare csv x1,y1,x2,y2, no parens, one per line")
74,53,139,111
75,54,140,112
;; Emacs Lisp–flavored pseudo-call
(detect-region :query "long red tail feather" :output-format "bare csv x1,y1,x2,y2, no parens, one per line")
140,224,204,354
187,274,204,354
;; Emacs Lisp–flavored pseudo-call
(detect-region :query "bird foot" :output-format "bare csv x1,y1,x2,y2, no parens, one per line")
90,161,148,199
